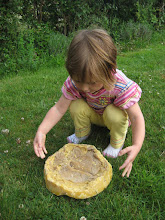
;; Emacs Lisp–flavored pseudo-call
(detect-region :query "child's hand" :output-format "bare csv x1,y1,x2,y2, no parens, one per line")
33,131,47,159
118,145,140,177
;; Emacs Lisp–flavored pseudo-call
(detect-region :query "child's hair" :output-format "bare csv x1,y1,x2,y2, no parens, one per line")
66,28,117,90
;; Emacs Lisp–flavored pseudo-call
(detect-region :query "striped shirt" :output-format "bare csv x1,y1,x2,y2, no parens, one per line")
62,69,142,114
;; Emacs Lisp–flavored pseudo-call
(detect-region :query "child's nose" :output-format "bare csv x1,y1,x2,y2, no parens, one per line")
81,84,90,92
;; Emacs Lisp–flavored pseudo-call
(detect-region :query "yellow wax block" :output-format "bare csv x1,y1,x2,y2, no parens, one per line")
44,143,112,199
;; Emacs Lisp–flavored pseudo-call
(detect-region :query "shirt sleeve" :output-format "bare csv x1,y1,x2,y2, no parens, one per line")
113,80,142,110
61,76,82,100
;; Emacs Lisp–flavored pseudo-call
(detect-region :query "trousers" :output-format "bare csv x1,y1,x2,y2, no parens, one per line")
69,99,129,149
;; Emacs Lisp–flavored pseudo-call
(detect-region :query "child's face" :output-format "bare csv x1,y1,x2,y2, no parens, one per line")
73,79,104,93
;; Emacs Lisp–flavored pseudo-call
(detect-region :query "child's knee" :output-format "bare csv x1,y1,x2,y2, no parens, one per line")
70,99,89,115
103,104,128,125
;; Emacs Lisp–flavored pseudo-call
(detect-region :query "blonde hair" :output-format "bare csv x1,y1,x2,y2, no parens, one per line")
66,29,117,90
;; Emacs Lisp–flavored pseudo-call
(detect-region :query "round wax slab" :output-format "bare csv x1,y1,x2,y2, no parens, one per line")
44,143,112,199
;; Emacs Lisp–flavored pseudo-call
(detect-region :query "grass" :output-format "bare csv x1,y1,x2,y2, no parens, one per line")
0,36,165,220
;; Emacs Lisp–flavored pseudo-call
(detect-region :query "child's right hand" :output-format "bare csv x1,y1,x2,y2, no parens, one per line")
33,131,47,159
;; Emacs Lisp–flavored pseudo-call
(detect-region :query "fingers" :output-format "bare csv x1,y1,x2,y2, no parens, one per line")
33,141,47,159
119,155,132,170
118,147,131,156
33,132,47,159
119,145,139,178
121,163,132,177
43,145,48,154
38,140,47,157
37,147,46,159
126,163,132,177
34,142,40,157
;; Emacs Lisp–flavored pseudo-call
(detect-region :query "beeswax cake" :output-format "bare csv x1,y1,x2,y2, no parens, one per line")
44,143,112,199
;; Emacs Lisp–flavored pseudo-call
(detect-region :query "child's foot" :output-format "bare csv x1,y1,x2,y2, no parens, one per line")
102,144,123,158
67,133,89,144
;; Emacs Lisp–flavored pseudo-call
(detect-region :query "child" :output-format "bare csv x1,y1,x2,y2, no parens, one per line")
33,29,145,177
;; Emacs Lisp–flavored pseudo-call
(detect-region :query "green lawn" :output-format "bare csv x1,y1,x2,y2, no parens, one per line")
0,39,165,219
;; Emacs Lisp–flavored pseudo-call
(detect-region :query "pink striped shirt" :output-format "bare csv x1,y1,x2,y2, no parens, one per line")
62,69,142,114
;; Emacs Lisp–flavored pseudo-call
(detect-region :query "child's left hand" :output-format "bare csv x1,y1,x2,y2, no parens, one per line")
118,145,141,177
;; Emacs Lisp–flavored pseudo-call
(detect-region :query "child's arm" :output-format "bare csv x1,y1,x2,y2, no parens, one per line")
119,103,145,177
33,94,72,159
